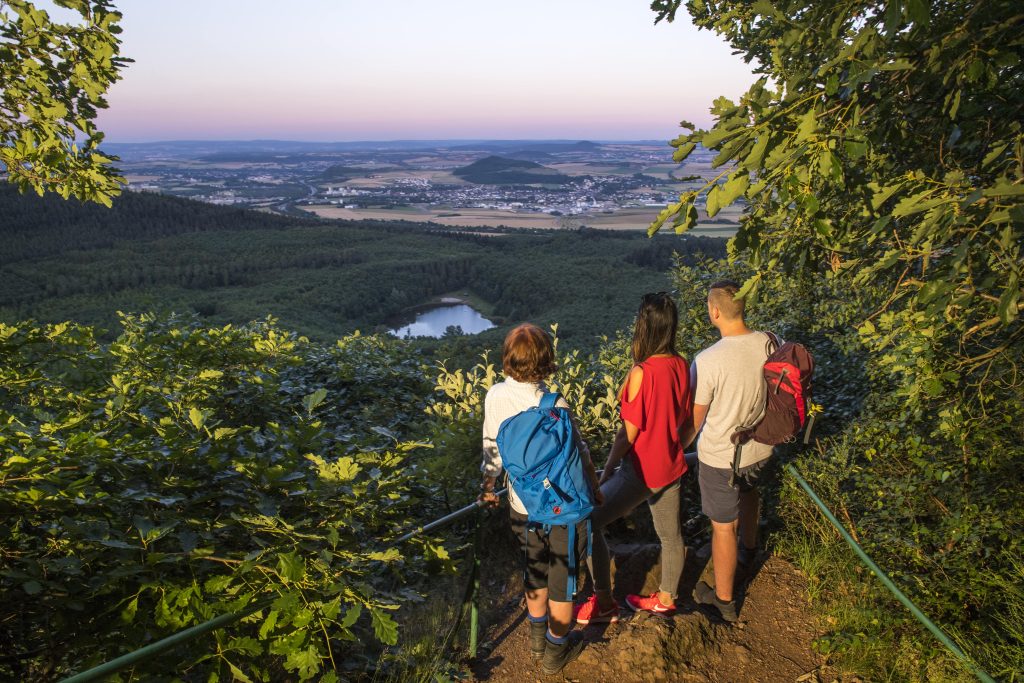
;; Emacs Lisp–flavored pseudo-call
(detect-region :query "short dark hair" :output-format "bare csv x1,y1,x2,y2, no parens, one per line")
708,279,744,320
502,323,557,383
631,292,678,363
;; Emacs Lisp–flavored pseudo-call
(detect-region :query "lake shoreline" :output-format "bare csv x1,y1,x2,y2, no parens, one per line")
388,298,497,338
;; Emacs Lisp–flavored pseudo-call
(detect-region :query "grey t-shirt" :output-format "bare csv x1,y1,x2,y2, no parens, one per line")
693,331,774,469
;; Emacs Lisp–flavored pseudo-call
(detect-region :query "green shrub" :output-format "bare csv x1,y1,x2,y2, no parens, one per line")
0,315,448,681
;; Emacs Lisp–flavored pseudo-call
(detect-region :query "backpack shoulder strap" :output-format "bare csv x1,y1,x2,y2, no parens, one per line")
764,331,781,355
539,392,560,409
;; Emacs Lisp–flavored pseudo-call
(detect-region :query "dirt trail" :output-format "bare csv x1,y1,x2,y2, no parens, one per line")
471,542,858,683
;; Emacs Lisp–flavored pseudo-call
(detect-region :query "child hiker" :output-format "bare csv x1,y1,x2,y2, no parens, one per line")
478,323,602,675
574,292,692,623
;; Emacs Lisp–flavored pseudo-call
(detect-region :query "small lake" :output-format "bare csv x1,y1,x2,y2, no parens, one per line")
389,303,495,338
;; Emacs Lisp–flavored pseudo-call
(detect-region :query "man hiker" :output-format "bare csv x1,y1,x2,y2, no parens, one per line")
680,280,773,622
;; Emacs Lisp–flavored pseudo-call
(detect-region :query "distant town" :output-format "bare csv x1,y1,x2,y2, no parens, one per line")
106,139,742,234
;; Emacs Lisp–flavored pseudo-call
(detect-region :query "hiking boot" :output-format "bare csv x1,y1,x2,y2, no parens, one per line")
573,594,620,625
541,630,585,675
625,592,677,616
693,580,738,622
529,620,547,662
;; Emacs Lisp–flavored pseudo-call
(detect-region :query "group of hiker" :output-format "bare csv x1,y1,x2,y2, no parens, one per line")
478,282,812,675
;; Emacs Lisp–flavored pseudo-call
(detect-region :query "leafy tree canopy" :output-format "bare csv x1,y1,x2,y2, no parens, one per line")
650,0,1023,414
0,0,126,205
648,1,1024,676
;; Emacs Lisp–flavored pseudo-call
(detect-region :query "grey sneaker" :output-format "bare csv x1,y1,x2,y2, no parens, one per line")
541,630,585,675
693,580,738,623
529,620,547,662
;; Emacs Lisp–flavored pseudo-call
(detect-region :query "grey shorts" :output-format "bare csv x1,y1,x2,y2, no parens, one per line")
699,458,769,524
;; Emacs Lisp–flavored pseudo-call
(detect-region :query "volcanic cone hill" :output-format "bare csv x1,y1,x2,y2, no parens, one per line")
451,155,571,185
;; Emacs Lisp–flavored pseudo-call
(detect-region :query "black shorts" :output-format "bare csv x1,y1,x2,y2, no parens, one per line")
509,510,588,603
698,458,769,524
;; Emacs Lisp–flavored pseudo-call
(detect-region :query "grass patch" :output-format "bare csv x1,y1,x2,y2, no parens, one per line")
776,463,1007,683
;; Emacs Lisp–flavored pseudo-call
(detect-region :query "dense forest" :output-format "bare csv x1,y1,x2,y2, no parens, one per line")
0,185,725,348
451,156,572,185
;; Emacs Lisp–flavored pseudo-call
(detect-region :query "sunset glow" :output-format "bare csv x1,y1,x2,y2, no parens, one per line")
92,0,757,142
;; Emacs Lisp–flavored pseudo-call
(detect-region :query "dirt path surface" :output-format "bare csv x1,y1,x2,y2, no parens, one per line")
471,543,856,683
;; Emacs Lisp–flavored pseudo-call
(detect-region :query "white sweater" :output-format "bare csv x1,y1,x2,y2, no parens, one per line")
481,376,592,514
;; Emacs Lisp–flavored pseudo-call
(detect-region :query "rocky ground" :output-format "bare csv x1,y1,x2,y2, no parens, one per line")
469,541,862,683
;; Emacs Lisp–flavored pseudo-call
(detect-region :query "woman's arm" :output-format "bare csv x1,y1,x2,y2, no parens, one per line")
566,408,603,505
599,366,643,484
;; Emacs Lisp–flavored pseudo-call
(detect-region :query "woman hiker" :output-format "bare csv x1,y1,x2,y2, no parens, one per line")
574,292,692,623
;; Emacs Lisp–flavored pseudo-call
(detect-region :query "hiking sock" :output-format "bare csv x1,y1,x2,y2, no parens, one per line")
545,630,568,645
527,614,548,661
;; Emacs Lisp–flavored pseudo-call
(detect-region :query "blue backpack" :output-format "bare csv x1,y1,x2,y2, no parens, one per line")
497,392,594,596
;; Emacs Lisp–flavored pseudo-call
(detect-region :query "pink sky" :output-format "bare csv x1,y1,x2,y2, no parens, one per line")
90,1,757,142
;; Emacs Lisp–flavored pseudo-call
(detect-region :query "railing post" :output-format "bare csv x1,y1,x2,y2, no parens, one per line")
468,507,481,658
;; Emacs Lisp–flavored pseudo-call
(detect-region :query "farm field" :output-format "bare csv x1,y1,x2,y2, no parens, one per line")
301,204,741,235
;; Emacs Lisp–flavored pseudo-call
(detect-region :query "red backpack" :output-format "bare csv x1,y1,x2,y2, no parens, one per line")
729,333,814,484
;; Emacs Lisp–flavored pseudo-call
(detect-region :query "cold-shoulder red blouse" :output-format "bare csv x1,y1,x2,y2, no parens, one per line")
619,354,691,488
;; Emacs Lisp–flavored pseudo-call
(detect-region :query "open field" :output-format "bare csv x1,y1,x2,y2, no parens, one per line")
301,205,563,228
299,204,740,235
548,162,642,175
339,169,468,188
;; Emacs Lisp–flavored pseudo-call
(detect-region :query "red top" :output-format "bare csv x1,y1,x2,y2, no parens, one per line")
619,354,691,489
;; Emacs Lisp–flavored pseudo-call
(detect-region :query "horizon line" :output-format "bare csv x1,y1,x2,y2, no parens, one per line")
102,137,673,146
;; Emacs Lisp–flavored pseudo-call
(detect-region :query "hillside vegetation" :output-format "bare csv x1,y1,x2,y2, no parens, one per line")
651,0,1024,679
0,186,723,348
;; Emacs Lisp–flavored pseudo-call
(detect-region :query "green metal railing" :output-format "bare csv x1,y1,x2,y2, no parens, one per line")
63,464,999,683
60,487,508,683
786,464,996,683
61,599,273,683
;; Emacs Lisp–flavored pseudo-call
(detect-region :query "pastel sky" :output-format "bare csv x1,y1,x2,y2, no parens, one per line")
75,1,758,142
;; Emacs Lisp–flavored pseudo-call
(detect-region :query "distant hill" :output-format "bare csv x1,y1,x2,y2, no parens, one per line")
505,150,556,162
452,156,571,185
519,141,601,153
446,140,604,153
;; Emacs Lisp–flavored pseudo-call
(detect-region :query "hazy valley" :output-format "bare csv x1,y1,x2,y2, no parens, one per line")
106,139,744,235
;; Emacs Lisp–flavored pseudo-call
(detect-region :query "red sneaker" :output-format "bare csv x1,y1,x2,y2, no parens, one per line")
625,592,676,615
573,595,620,625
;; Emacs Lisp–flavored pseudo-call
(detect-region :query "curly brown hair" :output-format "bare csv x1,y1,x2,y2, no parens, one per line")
502,323,557,383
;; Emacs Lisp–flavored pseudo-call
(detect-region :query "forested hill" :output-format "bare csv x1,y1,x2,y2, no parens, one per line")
451,155,572,184
0,184,308,262
0,186,725,345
